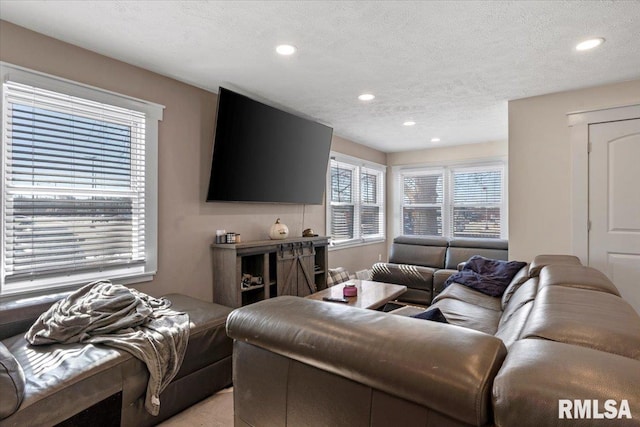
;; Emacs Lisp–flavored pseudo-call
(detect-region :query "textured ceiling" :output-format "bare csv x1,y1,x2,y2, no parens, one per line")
1,1,639,152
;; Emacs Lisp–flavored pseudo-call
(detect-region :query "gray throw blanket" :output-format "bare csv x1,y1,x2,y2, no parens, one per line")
25,281,189,416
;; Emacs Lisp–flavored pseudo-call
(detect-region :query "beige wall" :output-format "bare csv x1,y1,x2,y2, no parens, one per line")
0,21,385,300
509,79,640,261
386,140,507,166
326,135,388,272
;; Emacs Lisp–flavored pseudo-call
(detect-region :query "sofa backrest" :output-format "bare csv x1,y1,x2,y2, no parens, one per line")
445,238,508,269
389,236,508,270
0,292,69,340
389,236,448,268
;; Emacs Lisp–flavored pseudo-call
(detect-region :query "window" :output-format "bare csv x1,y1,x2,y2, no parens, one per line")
327,154,385,246
399,163,505,239
1,63,163,295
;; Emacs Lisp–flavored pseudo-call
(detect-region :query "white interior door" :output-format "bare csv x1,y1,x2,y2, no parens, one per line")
589,118,640,314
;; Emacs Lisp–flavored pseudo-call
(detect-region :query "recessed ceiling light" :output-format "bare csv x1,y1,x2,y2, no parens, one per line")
431,137,440,142
575,38,605,51
403,121,416,126
358,93,375,101
276,44,297,55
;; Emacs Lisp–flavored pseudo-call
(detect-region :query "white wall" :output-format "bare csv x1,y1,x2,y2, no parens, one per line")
509,79,640,261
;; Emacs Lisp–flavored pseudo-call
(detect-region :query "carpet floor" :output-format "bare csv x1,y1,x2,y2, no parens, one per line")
158,387,234,426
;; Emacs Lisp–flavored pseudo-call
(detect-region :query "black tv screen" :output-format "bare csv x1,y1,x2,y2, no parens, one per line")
206,87,333,204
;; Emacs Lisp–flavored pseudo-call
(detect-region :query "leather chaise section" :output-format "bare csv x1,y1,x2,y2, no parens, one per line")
228,296,507,427
0,294,233,426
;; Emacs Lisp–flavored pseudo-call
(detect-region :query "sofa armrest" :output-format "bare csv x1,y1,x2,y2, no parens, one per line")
227,296,507,426
494,339,640,427
433,269,458,298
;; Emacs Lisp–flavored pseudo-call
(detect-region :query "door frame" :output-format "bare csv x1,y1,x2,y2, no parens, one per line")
567,104,640,264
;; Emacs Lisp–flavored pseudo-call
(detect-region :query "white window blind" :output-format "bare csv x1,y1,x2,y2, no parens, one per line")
401,171,443,236
399,163,505,239
329,159,356,240
450,167,502,238
2,78,151,293
327,154,385,246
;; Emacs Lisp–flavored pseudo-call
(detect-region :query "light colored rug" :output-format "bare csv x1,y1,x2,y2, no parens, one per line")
159,387,234,426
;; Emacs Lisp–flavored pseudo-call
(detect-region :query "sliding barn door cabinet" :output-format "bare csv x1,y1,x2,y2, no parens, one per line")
211,236,329,308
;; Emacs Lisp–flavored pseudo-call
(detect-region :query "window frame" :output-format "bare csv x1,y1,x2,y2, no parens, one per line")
394,159,507,239
0,62,164,296
326,152,386,249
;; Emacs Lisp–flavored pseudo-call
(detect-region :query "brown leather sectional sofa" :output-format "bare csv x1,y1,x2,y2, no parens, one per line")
0,293,233,426
227,254,640,426
371,236,508,305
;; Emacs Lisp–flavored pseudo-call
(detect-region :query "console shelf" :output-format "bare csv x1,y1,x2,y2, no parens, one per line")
211,236,329,308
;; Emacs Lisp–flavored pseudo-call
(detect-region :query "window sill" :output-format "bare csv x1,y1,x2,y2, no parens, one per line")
0,271,155,298
329,238,386,252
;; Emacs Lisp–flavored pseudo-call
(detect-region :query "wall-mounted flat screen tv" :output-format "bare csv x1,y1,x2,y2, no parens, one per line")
206,87,333,204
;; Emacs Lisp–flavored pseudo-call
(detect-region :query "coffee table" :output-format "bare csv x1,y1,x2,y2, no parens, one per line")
306,280,407,310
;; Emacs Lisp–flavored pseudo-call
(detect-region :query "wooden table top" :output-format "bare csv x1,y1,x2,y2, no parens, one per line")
306,280,407,310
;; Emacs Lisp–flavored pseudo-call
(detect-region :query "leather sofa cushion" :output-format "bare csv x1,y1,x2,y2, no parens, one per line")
163,294,233,382
430,298,501,335
432,283,502,312
538,264,620,296
389,237,447,268
493,339,640,427
500,264,530,309
1,334,129,426
494,302,533,349
528,254,581,277
499,278,538,326
0,342,25,419
521,286,640,359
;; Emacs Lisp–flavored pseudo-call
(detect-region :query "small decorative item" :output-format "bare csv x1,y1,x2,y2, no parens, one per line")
226,232,237,243
215,230,226,244
303,228,318,237
343,282,358,297
269,218,289,240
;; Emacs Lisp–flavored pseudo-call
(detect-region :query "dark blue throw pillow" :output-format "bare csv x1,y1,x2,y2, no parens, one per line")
444,256,527,297
411,307,448,323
